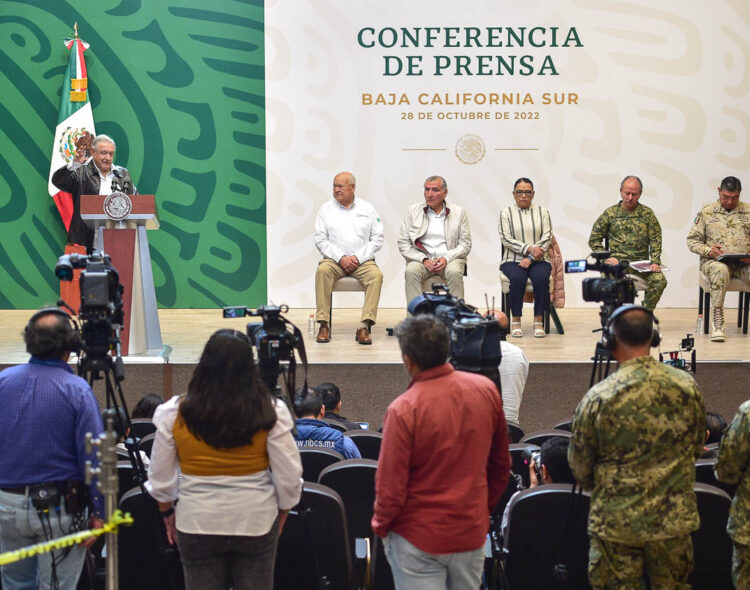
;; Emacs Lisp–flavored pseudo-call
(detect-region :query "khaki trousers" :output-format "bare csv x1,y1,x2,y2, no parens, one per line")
405,259,466,306
315,259,383,324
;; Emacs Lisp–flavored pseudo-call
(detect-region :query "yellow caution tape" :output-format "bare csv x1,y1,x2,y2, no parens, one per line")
0,510,133,566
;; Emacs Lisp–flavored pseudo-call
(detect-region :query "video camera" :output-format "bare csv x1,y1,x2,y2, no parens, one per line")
223,304,306,394
55,251,124,360
659,333,696,373
407,284,503,391
565,251,636,326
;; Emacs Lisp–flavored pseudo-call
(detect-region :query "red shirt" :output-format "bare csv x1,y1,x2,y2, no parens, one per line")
372,363,510,554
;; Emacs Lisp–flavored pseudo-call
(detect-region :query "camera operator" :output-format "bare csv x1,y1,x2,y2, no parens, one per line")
0,309,104,590
568,305,706,589
501,437,575,538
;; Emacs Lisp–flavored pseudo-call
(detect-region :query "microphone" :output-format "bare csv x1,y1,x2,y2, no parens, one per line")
112,168,122,179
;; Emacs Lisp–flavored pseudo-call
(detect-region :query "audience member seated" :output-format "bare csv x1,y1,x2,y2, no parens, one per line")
488,310,529,424
293,387,361,459
707,411,728,444
316,381,362,431
102,407,150,468
704,411,728,457
131,393,163,419
501,436,574,537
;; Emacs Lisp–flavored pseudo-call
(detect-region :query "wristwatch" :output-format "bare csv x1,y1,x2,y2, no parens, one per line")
160,507,175,518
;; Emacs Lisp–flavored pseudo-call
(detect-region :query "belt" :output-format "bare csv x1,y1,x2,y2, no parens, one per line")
1,482,68,495
0,486,29,495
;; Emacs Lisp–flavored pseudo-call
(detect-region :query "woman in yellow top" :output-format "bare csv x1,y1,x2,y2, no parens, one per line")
146,329,303,590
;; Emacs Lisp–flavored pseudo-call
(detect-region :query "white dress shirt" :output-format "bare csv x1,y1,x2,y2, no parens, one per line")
500,341,529,425
419,206,448,258
314,197,384,263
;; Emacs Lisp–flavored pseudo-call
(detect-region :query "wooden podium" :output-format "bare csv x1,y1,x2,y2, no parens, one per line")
80,194,163,356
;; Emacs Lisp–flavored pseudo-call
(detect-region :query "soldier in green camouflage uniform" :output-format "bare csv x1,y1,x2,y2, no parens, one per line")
568,306,706,589
686,176,750,342
588,176,667,310
715,401,750,589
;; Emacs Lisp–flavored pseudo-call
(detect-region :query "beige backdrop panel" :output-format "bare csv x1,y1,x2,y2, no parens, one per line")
266,0,750,309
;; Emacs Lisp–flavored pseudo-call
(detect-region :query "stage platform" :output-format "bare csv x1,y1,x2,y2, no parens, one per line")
2,307,749,433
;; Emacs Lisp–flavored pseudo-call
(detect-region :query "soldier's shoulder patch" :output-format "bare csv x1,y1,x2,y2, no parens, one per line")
693,214,700,224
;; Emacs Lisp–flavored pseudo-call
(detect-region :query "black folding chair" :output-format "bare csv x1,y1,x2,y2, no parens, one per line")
118,487,184,590
519,429,571,447
130,418,156,439
299,447,344,482
696,457,737,497
552,419,572,432
319,459,379,587
344,430,383,461
138,432,156,458
508,423,525,444
690,483,733,590
502,484,592,590
323,418,348,432
275,482,356,590
116,461,138,499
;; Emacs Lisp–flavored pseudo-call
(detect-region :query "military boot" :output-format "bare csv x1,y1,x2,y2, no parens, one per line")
711,307,725,342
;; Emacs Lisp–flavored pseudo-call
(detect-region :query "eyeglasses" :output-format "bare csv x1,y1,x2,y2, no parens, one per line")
514,190,534,197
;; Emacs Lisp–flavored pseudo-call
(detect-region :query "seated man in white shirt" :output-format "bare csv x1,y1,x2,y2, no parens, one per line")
398,175,472,305
492,310,529,425
314,172,384,345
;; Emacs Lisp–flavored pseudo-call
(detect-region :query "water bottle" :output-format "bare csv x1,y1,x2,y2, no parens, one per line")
695,314,703,334
308,314,315,335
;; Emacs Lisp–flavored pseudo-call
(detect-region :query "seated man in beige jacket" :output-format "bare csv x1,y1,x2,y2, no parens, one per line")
397,176,472,305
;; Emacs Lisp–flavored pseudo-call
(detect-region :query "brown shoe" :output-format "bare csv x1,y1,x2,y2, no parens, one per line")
355,327,372,345
316,323,330,343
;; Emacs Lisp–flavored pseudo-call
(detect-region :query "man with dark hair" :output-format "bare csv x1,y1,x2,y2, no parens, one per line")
537,436,576,486
707,411,728,445
316,382,361,431
588,175,667,310
131,392,163,419
0,309,104,589
501,436,575,537
373,315,510,589
293,388,361,459
568,305,706,589
715,401,750,589
51,134,137,252
398,175,472,305
687,175,750,341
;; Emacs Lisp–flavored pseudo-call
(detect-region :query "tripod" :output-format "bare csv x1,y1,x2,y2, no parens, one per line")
589,341,614,388
79,348,180,590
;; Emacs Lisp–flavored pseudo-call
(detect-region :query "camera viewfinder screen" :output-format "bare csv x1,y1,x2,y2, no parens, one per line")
565,259,587,273
223,307,247,318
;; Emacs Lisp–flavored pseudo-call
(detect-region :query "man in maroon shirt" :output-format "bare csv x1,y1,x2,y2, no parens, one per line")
372,314,511,589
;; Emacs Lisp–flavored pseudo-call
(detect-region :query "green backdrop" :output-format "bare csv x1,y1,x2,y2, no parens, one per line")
0,0,266,308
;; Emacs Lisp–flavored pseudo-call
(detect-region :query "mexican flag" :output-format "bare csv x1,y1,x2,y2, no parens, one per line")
47,34,96,231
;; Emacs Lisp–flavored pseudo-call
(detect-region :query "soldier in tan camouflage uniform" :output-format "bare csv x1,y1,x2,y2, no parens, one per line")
715,401,750,589
568,305,706,589
686,176,750,342
588,176,667,310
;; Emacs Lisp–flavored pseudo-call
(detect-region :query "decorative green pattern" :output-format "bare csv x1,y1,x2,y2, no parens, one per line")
0,0,266,308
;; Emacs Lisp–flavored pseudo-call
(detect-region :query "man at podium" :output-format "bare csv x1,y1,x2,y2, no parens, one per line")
51,133,137,252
